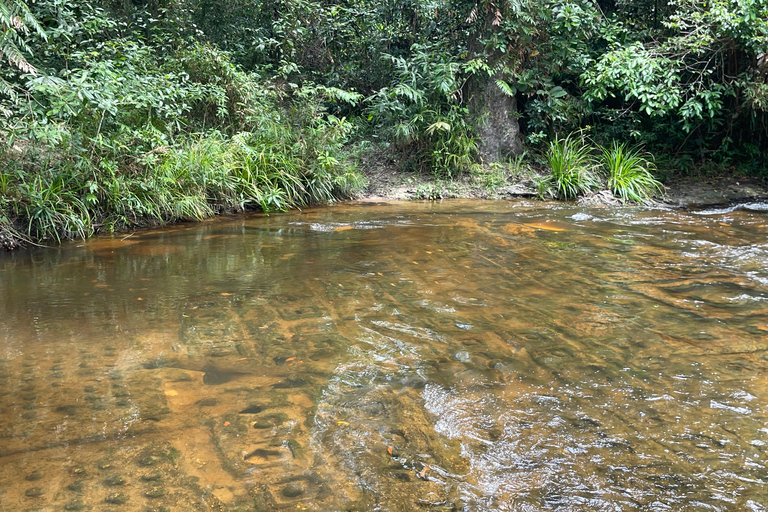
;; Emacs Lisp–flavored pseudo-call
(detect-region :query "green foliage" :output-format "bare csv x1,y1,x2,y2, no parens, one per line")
473,152,531,190
0,12,364,243
0,0,45,105
367,45,477,177
541,132,599,200
599,142,663,203
581,0,768,155
1,0,767,246
1,115,364,241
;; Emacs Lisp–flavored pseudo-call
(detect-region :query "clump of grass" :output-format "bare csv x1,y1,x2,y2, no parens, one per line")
543,132,600,200
0,125,365,245
599,141,663,203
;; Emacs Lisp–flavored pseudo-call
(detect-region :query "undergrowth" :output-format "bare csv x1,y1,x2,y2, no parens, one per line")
0,42,365,245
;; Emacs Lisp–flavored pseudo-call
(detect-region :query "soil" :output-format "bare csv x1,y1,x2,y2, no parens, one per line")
359,158,768,208
359,152,539,202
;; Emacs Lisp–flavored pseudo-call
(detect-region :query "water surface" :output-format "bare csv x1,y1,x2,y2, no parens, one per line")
1,200,768,511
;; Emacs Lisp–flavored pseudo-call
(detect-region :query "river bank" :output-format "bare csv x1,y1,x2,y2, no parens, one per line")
361,159,768,209
1,163,766,252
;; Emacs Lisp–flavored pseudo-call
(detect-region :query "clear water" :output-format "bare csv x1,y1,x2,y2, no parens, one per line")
1,200,768,511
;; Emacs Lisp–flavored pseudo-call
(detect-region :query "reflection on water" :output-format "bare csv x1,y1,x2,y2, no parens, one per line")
1,200,768,511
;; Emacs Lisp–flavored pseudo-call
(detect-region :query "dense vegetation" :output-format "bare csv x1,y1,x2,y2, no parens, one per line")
1,0,767,245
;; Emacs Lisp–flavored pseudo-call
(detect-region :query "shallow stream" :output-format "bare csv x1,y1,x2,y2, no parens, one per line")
1,200,768,511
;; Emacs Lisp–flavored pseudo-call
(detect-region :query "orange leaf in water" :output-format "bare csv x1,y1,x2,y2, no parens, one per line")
387,446,393,455
223,421,230,427
523,221,566,232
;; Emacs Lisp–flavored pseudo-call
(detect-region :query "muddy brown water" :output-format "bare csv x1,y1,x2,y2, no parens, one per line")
1,200,768,511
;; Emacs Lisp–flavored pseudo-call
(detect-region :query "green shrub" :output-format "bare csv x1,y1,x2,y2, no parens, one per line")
367,45,477,177
543,133,600,200
599,141,663,203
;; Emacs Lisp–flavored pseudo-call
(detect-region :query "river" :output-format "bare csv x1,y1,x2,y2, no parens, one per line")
1,200,767,511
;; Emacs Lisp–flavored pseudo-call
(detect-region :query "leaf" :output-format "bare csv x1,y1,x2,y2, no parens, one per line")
495,79,517,97
426,121,450,135
549,86,567,98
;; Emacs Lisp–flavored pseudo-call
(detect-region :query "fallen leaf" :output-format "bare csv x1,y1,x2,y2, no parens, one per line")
523,221,566,232
286,357,296,362
387,446,393,455
224,421,230,427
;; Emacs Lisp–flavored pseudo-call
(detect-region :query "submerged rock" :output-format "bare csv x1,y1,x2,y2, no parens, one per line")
104,492,127,504
239,404,263,414
282,482,305,498
104,474,127,486
195,397,219,407
63,500,85,511
24,486,44,497
25,470,43,481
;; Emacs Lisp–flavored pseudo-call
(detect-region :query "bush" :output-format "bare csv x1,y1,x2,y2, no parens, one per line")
599,141,663,203
542,132,600,200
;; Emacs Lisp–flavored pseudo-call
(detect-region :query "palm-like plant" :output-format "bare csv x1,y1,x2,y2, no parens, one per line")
1,0,45,96
599,141,663,203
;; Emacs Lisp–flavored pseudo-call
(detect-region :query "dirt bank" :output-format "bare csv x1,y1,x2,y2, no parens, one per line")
360,160,768,208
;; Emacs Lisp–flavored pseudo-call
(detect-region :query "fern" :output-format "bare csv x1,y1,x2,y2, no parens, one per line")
0,0,46,77
495,79,516,97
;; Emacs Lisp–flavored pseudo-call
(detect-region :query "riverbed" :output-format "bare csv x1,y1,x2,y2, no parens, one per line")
1,200,767,511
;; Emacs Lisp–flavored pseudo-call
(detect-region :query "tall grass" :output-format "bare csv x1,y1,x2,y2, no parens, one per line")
0,38,366,246
0,127,365,244
543,133,600,200
599,141,663,203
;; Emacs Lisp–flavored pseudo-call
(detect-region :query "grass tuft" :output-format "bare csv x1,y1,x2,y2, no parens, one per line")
599,141,663,203
542,133,600,200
